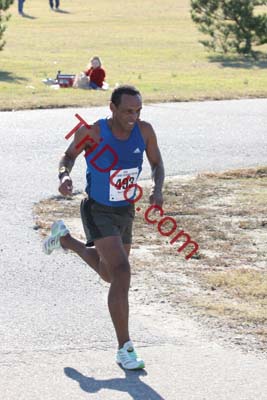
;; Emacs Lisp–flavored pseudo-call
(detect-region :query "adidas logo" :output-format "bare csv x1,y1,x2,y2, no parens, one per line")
133,147,141,154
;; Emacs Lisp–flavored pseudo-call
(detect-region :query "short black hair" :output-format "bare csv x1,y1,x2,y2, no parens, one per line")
111,85,141,107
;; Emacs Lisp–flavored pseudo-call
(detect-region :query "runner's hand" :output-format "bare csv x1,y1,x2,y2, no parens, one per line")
59,176,73,196
149,191,163,208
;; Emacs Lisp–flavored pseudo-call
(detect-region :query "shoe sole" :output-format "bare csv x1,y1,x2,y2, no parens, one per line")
116,360,145,370
42,239,51,255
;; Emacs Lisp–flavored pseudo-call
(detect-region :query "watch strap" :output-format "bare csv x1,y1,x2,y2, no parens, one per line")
58,167,70,180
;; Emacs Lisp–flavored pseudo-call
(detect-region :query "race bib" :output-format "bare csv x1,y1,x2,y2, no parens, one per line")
109,168,139,201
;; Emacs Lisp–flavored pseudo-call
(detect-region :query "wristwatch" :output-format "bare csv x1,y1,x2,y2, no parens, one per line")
58,166,70,180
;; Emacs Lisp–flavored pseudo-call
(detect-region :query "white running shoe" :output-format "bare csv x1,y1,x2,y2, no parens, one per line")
116,340,145,370
42,220,69,255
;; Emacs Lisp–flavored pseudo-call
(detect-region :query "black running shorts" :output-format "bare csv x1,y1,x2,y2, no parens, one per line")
80,197,135,247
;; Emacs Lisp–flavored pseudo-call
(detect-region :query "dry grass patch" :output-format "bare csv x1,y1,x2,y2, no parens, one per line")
206,269,267,299
191,269,267,327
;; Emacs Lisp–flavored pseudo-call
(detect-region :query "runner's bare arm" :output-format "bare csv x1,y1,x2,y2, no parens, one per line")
142,122,165,206
58,124,99,196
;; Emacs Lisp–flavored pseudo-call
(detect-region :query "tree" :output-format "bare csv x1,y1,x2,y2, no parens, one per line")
0,0,14,51
190,0,267,55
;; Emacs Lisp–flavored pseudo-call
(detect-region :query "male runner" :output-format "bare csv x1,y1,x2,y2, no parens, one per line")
43,85,165,370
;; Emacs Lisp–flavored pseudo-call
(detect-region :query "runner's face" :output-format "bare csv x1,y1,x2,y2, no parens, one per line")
112,94,142,132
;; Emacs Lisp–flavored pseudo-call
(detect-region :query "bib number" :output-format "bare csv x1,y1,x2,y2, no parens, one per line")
110,168,139,201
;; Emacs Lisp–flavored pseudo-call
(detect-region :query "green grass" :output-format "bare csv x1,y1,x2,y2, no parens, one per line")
1,0,267,110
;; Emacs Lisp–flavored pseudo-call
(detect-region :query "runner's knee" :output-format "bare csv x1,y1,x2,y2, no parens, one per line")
109,260,130,281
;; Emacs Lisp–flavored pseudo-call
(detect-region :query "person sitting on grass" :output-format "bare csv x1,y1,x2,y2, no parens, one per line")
84,56,106,89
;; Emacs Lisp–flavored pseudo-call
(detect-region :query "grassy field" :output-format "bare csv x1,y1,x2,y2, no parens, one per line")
1,0,267,110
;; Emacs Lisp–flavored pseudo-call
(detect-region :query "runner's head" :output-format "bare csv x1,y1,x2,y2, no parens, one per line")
110,85,142,132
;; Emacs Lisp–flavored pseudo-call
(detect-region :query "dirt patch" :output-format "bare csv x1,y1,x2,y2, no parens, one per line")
33,167,267,354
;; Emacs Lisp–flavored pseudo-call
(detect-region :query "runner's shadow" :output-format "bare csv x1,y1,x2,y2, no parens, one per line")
64,367,165,400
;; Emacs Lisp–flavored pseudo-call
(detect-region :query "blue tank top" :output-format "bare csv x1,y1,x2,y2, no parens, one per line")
85,118,146,206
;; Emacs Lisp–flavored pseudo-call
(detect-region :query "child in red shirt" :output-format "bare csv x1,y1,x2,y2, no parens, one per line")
85,56,106,89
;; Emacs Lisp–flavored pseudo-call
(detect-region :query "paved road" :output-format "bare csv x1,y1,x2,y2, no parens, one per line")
0,99,267,399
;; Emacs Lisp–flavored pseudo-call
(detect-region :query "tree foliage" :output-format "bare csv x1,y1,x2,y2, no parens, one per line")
191,0,267,55
0,0,14,51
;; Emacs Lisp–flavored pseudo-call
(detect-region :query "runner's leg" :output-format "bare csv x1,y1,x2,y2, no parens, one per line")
94,236,131,348
59,235,131,284
60,234,111,282
123,244,131,257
